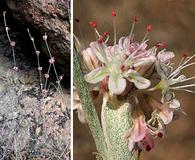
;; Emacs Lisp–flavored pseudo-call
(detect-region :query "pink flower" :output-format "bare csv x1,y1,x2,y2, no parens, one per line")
12,66,18,72
38,67,42,71
49,57,55,64
43,34,48,40
84,41,151,95
10,41,16,47
125,115,155,152
44,73,49,79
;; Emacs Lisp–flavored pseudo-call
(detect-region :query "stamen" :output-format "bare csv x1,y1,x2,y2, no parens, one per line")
174,76,195,84
112,10,117,45
125,40,149,64
112,10,116,17
130,16,138,38
75,18,86,48
155,42,168,49
142,24,152,43
89,21,101,39
171,83,195,89
157,132,163,138
168,55,195,79
145,145,151,151
171,88,195,94
89,21,97,28
181,53,189,59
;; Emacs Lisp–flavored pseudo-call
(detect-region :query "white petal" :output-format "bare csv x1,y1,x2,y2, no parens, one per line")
77,105,87,124
159,107,173,125
128,71,151,89
133,56,156,67
128,139,135,152
169,99,180,109
90,42,107,63
84,67,108,84
157,51,175,62
86,48,100,68
108,75,126,95
118,37,126,49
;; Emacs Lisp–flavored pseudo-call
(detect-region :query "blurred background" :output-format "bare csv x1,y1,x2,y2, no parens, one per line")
74,0,195,160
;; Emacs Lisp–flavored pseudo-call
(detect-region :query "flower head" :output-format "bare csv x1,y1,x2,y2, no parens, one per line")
84,39,153,95
76,13,195,155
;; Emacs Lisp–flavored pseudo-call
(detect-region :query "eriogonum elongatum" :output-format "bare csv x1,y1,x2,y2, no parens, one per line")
74,11,195,158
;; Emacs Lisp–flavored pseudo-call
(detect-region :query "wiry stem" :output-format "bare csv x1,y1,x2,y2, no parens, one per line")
73,48,109,160
43,34,63,93
27,29,43,90
3,11,17,70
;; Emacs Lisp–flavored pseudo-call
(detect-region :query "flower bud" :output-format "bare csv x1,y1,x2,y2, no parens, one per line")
81,47,100,71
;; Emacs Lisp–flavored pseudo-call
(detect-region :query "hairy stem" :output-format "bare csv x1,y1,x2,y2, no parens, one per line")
73,49,108,160
101,96,140,160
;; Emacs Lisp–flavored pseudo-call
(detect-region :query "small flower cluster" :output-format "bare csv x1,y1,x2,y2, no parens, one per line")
76,12,195,153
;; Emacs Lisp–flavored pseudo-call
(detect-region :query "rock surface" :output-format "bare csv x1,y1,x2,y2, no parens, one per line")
5,0,71,77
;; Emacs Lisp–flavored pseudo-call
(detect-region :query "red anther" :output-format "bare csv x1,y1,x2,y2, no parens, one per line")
132,16,139,22
145,145,152,151
89,21,97,28
112,10,116,17
147,24,152,32
157,132,163,138
75,18,80,22
155,42,168,48
120,65,125,72
98,37,104,44
181,53,188,59
103,31,109,37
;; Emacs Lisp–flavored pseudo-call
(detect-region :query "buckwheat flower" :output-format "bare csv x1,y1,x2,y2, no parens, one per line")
38,67,42,71
73,86,87,123
144,94,180,125
59,74,64,81
49,57,55,64
43,34,48,41
35,50,40,55
84,40,151,95
12,66,18,72
44,73,49,79
10,41,16,47
125,115,155,152
151,54,195,95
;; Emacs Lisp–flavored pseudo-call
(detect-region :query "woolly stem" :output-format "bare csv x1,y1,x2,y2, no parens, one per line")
101,96,140,160
73,49,109,160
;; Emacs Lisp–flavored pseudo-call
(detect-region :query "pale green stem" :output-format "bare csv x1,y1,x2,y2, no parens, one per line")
73,49,109,160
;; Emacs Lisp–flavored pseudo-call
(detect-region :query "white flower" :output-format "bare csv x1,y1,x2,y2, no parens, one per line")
84,39,153,95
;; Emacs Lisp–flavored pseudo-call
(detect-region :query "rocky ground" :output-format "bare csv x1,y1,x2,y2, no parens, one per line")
0,2,70,160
